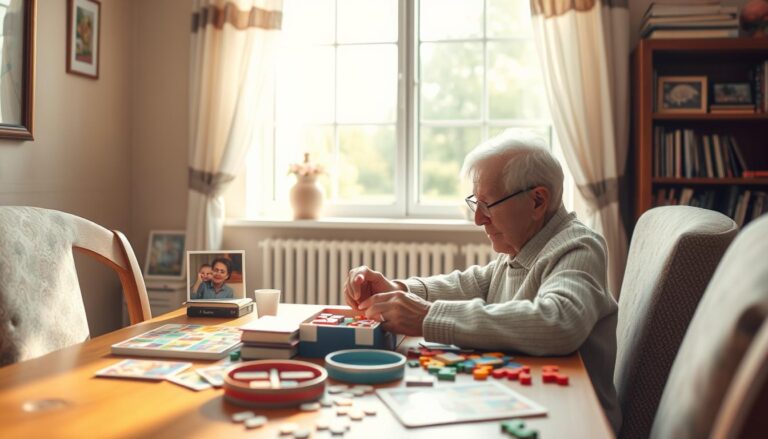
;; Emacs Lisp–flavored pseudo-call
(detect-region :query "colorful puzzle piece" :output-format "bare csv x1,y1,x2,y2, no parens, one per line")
501,420,538,438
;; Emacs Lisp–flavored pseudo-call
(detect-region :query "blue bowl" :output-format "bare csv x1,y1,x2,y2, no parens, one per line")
324,349,406,384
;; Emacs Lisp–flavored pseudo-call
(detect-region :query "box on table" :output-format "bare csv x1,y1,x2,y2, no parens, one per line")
298,306,400,358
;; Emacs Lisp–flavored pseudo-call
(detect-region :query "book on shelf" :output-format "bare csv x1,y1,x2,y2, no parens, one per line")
646,28,739,39
734,190,752,227
110,324,242,360
679,187,695,206
641,12,737,27
240,340,299,360
641,20,739,38
186,298,253,309
239,315,300,344
751,191,768,220
642,2,737,20
743,170,768,178
187,303,254,318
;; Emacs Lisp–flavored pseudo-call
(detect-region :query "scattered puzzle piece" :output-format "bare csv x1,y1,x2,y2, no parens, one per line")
501,420,538,438
519,372,532,385
244,415,267,429
231,411,255,423
406,375,436,387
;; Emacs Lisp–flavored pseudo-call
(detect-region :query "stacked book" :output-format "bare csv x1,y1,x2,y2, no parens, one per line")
641,1,739,39
238,315,300,360
186,298,254,318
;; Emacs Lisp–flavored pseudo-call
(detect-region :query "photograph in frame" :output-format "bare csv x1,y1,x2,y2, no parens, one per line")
186,251,246,301
144,231,186,281
712,83,753,105
66,0,100,79
657,76,707,114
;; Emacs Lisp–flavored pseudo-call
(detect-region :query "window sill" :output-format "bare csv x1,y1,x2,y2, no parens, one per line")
225,216,481,232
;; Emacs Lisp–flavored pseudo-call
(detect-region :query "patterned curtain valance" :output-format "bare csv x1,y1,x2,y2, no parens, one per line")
530,0,628,18
191,2,282,32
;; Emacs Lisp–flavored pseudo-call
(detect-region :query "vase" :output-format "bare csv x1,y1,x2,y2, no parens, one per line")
290,174,323,220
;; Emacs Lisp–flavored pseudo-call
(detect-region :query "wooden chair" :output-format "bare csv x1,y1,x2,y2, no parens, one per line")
650,213,768,438
614,206,737,439
0,206,151,366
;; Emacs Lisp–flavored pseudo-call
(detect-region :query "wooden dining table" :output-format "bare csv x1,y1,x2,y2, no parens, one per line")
0,304,613,438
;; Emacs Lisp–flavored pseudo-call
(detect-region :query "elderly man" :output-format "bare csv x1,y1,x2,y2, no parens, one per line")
344,130,621,433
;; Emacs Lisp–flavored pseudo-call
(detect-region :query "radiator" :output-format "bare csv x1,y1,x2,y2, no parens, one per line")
461,243,499,266
260,239,464,305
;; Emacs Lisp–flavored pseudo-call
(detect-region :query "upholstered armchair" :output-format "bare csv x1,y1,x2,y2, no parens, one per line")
614,206,738,439
651,213,768,438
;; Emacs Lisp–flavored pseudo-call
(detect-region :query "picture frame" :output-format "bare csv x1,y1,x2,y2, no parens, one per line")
0,0,36,140
712,82,753,105
66,0,100,79
144,231,186,281
187,251,246,301
657,76,707,114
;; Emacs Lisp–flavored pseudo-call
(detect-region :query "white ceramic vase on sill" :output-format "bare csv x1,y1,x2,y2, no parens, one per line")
290,174,323,220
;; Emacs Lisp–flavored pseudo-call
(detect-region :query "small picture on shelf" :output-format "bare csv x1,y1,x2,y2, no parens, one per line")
657,76,707,114
712,83,753,105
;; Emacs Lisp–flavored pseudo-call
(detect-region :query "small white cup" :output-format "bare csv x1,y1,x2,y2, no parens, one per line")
254,289,281,317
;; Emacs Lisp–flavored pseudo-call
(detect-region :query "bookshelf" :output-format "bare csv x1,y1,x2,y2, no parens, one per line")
631,38,768,227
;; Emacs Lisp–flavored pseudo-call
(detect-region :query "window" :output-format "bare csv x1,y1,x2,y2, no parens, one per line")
246,0,552,219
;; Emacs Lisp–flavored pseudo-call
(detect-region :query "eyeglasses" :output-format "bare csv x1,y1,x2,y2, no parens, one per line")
465,186,535,217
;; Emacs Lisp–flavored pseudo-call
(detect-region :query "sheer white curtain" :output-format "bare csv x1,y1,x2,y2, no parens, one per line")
530,0,630,296
186,0,282,250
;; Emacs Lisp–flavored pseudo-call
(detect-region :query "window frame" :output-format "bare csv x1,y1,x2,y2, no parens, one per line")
247,0,552,220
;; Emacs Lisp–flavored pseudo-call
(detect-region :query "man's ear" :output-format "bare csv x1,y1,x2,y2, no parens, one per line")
531,186,550,219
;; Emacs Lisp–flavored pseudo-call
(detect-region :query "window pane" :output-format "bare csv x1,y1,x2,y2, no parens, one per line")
487,0,532,38
282,0,334,45
419,126,482,203
337,0,397,43
276,47,334,124
337,125,395,203
420,42,482,120
420,0,483,40
488,126,552,146
274,125,334,203
337,45,397,123
488,41,548,120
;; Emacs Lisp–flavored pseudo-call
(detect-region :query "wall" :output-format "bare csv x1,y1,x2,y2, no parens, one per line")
130,0,190,266
0,0,134,336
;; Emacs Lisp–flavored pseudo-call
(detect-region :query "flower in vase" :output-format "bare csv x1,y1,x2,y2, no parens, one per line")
288,152,325,178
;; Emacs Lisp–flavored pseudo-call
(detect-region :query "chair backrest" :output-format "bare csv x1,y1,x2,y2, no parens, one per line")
0,206,151,366
711,321,768,439
650,213,768,439
615,206,737,439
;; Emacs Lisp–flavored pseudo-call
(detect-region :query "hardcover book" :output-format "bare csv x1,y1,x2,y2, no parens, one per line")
186,298,253,308
239,315,300,344
111,324,242,360
241,340,299,360
187,303,254,318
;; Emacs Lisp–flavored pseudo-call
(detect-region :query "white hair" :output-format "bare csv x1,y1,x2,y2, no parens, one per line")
460,129,564,212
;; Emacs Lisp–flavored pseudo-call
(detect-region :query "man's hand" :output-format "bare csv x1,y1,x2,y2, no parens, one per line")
358,291,432,337
344,266,400,312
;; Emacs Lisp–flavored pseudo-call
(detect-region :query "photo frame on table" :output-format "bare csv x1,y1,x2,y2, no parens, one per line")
657,76,707,114
712,82,753,105
144,231,186,281
66,0,100,79
187,251,246,301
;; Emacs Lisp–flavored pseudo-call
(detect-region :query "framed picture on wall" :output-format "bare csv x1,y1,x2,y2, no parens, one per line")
144,231,186,281
657,76,707,114
66,0,101,79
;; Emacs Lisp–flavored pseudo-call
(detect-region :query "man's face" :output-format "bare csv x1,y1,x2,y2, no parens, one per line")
472,158,537,255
